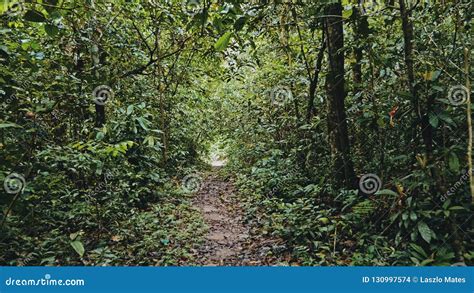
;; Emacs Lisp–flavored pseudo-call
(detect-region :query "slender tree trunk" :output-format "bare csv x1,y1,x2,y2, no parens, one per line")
399,0,426,155
159,85,168,167
351,2,368,96
324,1,356,188
306,31,326,123
351,2,370,171
91,0,105,127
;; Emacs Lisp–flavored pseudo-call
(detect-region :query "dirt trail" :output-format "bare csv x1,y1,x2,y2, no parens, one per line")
191,170,285,266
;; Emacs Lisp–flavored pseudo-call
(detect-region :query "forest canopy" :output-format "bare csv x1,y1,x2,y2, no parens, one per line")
0,0,473,266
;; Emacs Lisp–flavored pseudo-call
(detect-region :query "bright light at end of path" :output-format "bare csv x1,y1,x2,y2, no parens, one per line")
209,142,228,167
211,158,227,167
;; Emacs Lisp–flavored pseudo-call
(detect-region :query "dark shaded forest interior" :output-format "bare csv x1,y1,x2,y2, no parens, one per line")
0,0,473,266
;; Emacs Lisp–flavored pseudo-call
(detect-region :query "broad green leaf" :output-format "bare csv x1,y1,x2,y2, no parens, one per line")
24,9,47,22
70,240,85,257
417,221,432,243
318,217,329,224
409,243,428,258
127,105,134,115
96,131,105,140
234,17,247,31
428,114,438,128
448,206,466,211
214,32,232,51
136,117,150,131
44,24,59,36
420,258,434,266
448,152,460,172
342,8,353,19
375,189,398,197
0,123,22,128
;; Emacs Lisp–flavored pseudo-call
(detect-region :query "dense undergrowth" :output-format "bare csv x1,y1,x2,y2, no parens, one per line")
1,0,473,267
1,111,208,265
225,153,473,266
1,0,214,266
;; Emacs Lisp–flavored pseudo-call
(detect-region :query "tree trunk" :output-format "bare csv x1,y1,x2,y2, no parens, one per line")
324,1,356,188
399,0,425,154
351,2,369,96
306,31,326,123
91,0,105,128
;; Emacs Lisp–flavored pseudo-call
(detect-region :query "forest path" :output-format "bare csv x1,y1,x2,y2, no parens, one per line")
190,168,285,266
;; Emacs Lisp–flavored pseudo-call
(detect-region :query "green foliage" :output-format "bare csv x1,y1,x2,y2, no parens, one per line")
1,0,472,267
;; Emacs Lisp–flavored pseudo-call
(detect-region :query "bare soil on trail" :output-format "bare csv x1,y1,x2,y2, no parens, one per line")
190,170,287,266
